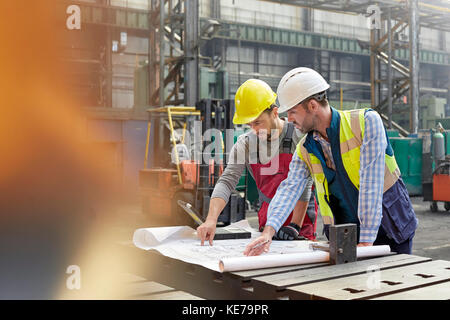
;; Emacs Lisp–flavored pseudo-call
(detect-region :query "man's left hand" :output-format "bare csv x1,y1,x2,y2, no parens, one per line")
357,242,373,247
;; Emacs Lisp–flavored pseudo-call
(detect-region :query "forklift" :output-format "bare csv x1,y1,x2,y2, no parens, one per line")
139,99,248,227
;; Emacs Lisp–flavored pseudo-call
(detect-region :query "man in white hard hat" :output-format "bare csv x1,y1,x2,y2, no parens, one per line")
244,67,418,256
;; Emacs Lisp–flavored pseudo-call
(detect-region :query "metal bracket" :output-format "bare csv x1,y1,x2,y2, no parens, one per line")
329,223,357,265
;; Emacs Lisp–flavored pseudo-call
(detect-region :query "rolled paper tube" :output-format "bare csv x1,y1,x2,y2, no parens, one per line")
356,245,392,259
219,245,391,272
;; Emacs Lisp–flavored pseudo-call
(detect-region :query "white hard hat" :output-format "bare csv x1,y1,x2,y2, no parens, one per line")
276,67,330,113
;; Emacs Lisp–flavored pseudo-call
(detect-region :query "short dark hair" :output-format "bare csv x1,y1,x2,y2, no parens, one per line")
301,98,328,109
262,104,277,115
301,92,328,110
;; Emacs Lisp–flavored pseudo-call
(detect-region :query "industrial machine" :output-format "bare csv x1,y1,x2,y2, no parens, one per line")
431,161,450,212
140,99,247,227
422,123,450,212
139,106,200,227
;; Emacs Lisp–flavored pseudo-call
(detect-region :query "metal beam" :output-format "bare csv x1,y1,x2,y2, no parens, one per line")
159,0,165,108
149,0,199,108
260,0,450,32
387,7,393,129
409,0,420,134
184,0,199,106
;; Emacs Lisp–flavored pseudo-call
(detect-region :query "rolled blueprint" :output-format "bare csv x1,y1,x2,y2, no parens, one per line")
219,245,391,272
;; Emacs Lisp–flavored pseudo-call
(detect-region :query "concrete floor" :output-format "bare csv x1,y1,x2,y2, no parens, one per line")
409,197,450,261
245,196,450,261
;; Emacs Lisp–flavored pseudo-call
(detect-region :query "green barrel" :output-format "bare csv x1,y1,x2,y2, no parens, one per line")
390,137,423,196
245,172,259,207
227,129,247,191
445,130,450,156
386,129,400,138
222,129,259,206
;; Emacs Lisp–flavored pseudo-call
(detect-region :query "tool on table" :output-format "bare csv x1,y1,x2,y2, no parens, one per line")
249,239,270,251
214,227,252,240
309,223,357,265
177,200,251,240
177,200,204,226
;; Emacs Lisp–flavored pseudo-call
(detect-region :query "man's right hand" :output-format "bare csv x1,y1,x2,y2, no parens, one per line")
196,219,217,246
243,225,276,256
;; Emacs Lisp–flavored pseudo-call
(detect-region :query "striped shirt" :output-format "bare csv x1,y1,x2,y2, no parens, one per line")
265,109,387,243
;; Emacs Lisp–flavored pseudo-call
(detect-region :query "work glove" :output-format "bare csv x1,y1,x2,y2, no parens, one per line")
273,222,306,241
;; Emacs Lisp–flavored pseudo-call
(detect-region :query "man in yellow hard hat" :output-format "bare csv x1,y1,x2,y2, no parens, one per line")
197,79,317,245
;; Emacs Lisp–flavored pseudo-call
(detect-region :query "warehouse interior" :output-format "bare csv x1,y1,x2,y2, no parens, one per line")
61,0,450,195
1,0,450,300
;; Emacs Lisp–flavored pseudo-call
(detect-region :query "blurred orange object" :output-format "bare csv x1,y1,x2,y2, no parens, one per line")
180,160,223,187
433,174,450,202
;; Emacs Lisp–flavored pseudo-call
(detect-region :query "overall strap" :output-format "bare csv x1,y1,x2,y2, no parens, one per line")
282,122,295,154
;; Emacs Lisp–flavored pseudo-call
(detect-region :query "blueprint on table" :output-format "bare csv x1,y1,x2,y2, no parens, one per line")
132,220,315,272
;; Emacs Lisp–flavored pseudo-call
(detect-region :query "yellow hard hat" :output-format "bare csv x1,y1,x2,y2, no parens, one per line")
233,79,277,124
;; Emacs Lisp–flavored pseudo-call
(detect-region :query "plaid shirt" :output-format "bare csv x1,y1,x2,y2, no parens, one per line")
265,110,387,243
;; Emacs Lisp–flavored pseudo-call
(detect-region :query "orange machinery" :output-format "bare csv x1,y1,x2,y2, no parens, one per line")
139,104,230,227
430,161,450,212
139,106,201,227
140,160,223,227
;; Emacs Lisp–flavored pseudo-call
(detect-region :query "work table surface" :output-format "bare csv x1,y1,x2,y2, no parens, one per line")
121,244,450,300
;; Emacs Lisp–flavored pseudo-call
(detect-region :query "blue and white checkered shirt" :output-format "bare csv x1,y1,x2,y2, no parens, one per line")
265,109,387,243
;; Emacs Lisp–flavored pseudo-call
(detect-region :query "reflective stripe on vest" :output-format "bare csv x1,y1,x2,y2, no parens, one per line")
297,108,401,226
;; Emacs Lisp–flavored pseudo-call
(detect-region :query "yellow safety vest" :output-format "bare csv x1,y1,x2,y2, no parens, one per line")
296,108,401,226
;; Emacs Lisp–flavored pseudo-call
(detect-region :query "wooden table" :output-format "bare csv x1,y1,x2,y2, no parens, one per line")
123,245,450,300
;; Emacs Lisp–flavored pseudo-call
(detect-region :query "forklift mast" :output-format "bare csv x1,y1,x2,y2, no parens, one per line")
195,99,246,225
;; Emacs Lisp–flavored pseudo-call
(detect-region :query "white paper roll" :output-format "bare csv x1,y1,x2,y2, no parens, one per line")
219,245,392,272
356,245,391,258
219,251,330,272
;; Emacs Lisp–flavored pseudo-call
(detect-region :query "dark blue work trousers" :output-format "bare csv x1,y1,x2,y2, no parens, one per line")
373,224,414,254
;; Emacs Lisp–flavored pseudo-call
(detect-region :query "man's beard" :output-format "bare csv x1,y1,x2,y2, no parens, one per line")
295,116,315,134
